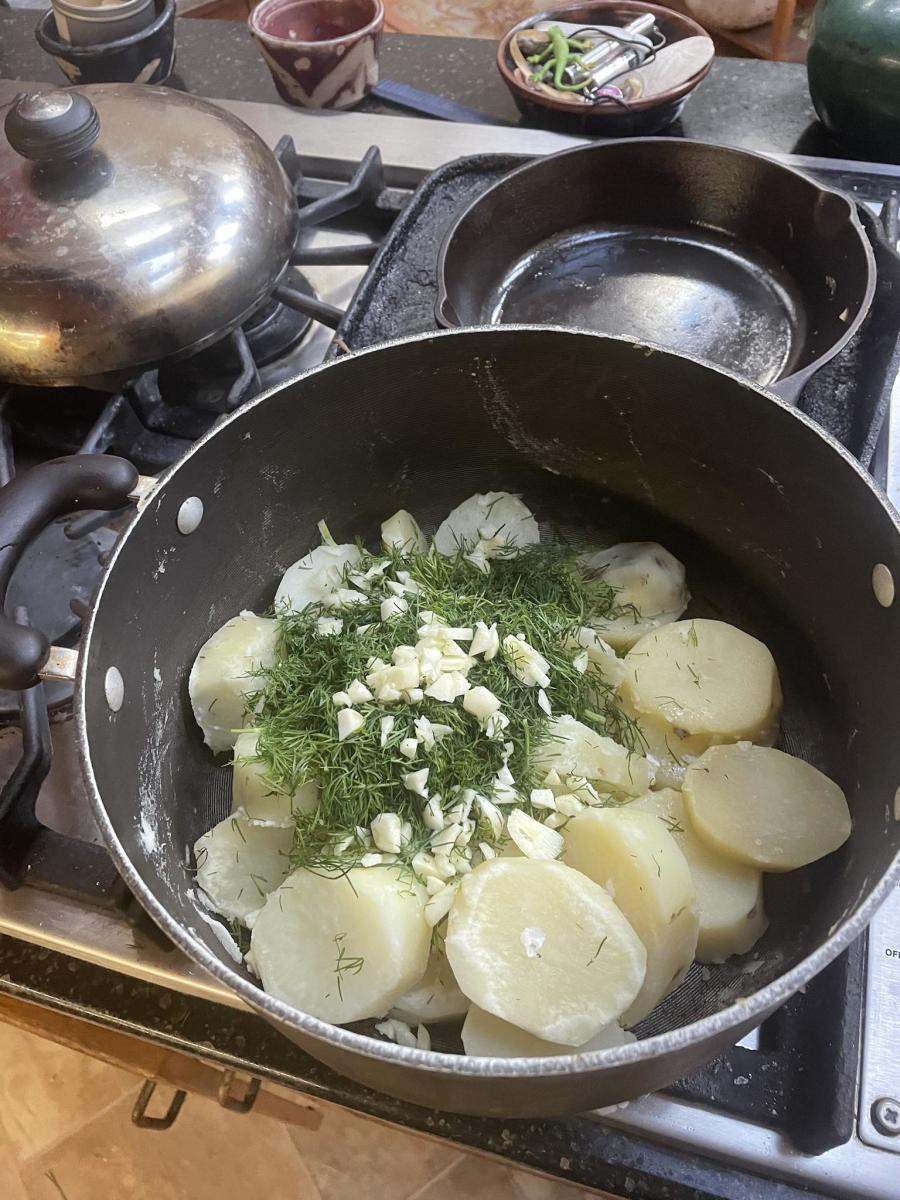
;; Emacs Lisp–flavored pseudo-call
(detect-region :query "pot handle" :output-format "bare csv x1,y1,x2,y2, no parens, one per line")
0,455,139,690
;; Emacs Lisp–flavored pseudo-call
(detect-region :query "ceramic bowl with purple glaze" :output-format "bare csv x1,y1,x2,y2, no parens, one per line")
250,0,384,110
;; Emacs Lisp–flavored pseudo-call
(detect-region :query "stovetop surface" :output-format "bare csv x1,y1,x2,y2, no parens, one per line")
0,92,899,1200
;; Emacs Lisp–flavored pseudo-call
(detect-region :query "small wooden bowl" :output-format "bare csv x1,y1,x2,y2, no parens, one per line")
497,2,712,135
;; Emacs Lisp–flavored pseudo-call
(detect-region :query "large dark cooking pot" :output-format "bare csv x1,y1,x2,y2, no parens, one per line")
0,327,897,1116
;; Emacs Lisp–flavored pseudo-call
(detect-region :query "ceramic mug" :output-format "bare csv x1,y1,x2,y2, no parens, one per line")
36,0,176,85
250,0,384,110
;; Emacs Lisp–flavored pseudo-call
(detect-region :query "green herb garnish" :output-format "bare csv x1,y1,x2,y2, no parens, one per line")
246,542,640,874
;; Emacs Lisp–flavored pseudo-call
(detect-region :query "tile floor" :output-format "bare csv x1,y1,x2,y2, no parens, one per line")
0,1022,603,1199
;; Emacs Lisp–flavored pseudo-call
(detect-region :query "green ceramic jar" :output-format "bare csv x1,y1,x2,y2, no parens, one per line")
807,0,900,162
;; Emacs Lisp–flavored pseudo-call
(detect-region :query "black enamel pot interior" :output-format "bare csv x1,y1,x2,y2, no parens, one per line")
0,327,896,1116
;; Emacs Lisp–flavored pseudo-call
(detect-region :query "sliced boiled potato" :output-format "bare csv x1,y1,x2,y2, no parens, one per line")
462,1005,633,1059
250,867,430,1024
684,744,852,872
445,858,646,1046
630,788,767,962
390,948,470,1024
617,699,701,790
274,543,361,613
621,619,782,754
563,808,699,1025
195,814,292,923
433,492,539,556
189,612,279,754
381,510,427,555
232,731,318,825
533,715,654,798
582,542,688,651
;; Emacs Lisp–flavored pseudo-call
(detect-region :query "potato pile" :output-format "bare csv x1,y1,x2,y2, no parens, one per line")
187,497,852,1058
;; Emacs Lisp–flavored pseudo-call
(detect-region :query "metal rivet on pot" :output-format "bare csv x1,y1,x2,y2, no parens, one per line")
177,496,204,535
872,563,894,608
871,1097,900,1137
104,666,124,713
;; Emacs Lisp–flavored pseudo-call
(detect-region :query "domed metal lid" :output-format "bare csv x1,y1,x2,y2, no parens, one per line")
0,84,298,387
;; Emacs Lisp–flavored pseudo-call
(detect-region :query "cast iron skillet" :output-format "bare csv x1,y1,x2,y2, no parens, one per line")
435,141,876,400
0,327,897,1117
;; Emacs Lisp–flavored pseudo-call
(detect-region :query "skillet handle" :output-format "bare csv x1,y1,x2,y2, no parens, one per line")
0,455,139,690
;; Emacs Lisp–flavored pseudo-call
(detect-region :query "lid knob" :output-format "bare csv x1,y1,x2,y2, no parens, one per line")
4,91,101,163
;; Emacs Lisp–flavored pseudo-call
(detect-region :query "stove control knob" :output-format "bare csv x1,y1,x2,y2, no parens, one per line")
4,90,101,163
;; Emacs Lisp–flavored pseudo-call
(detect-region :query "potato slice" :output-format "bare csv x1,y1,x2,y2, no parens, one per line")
391,948,470,1025
621,619,782,754
684,744,852,872
250,867,430,1024
189,612,279,754
445,858,646,1046
274,543,361,613
462,1005,633,1059
533,715,654,798
630,789,767,962
582,542,688,651
195,814,292,923
381,510,427,555
616,699,701,789
433,492,539,556
232,731,317,825
563,809,698,1025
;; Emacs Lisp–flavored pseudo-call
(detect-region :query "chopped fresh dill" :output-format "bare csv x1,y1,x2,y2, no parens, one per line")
687,621,699,647
226,917,252,955
586,936,608,966
246,542,642,873
659,816,685,835
333,932,364,1001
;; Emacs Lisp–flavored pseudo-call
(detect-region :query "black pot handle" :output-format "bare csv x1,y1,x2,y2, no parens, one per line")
0,455,139,690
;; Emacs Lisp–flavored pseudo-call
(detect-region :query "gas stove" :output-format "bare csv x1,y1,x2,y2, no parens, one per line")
0,87,899,1200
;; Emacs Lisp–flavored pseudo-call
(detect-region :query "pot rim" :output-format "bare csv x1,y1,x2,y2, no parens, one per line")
433,139,878,396
77,325,900,1081
249,0,385,49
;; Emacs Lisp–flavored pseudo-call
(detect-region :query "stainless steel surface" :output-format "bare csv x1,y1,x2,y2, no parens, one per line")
0,719,245,1006
860,879,900,1153
597,1094,898,1200
0,91,896,1194
40,645,78,683
128,475,160,508
0,84,298,387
